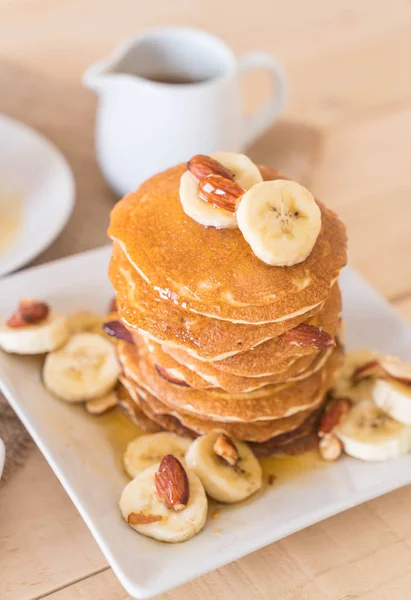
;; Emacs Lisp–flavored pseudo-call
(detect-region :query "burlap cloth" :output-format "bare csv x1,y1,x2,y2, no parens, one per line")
0,57,320,480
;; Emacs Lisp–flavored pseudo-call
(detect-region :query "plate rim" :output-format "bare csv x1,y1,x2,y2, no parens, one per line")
0,113,75,278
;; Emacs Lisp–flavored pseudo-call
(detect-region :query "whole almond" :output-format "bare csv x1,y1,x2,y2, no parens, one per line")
102,320,134,344
198,174,245,212
351,360,383,383
318,397,352,437
283,323,334,350
7,299,49,328
213,433,239,466
155,455,190,511
187,154,234,183
127,512,163,525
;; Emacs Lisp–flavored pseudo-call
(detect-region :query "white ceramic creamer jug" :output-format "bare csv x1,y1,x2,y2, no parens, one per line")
83,27,286,196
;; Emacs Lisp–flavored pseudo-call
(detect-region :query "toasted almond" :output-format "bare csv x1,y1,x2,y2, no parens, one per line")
155,364,190,387
155,455,190,511
103,320,134,344
318,434,343,461
283,323,334,350
198,175,245,212
7,298,50,328
213,433,239,466
187,154,234,183
127,512,163,525
318,397,352,437
85,392,118,415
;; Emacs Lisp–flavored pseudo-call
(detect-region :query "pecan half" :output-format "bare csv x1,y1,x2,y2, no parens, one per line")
283,323,334,350
198,175,245,212
127,512,163,525
213,433,239,466
7,299,49,328
155,455,190,511
318,397,352,437
187,154,234,183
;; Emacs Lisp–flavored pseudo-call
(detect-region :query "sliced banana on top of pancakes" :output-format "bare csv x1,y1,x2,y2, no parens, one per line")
180,152,321,267
237,179,322,267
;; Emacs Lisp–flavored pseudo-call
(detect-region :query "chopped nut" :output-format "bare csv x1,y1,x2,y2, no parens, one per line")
213,433,239,466
127,512,162,525
319,434,343,461
155,455,190,511
267,473,276,486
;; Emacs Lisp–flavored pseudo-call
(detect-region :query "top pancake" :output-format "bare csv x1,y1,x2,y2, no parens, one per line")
108,163,347,324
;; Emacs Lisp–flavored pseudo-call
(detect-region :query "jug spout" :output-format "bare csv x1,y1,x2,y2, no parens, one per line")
82,59,113,94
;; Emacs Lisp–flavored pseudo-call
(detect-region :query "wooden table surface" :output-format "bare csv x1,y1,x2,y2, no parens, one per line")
1,1,411,599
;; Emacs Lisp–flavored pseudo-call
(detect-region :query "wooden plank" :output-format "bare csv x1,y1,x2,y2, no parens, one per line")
0,449,107,600
312,107,411,208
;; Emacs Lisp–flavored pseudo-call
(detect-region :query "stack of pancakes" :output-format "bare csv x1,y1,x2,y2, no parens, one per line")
108,163,347,454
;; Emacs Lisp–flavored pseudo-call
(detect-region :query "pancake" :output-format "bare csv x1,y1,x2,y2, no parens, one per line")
117,341,342,422
141,333,334,393
121,372,325,443
116,382,162,433
120,376,196,438
159,284,341,372
108,164,347,324
110,242,327,360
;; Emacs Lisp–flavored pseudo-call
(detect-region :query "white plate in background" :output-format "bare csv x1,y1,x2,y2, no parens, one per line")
1,246,411,598
0,114,75,278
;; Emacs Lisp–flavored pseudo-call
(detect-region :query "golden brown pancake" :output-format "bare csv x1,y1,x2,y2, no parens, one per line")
110,242,329,359
121,373,325,443
108,164,347,324
141,333,334,393
158,285,341,373
117,341,342,422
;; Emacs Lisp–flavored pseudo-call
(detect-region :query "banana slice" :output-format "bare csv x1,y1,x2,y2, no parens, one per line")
333,349,377,403
335,400,411,461
119,462,207,543
67,311,103,334
185,431,262,503
373,378,411,425
43,332,120,402
123,432,192,479
210,152,263,190
0,311,69,355
180,153,262,229
236,179,321,266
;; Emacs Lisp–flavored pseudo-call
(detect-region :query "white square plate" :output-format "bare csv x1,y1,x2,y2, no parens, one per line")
1,246,411,599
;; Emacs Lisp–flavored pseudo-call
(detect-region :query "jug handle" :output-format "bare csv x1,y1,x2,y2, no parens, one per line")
238,52,286,148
